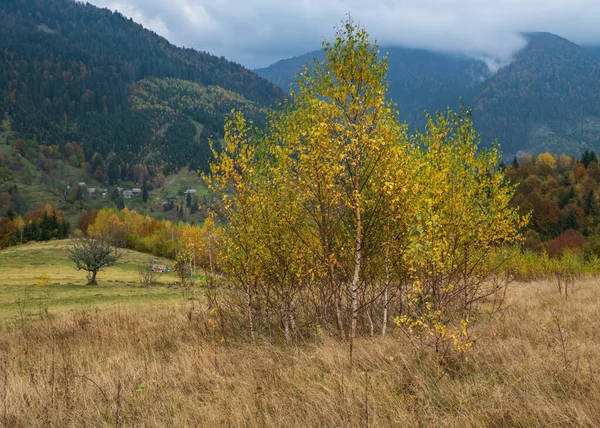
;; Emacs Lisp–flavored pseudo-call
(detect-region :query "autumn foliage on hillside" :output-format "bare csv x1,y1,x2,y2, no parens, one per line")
505,150,600,258
80,207,221,276
0,203,69,249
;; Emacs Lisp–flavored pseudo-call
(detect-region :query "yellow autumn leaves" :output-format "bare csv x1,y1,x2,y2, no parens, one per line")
206,20,528,358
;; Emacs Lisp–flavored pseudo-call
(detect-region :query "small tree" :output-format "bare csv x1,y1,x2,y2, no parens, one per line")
142,182,149,202
68,237,121,285
174,243,195,286
138,261,158,289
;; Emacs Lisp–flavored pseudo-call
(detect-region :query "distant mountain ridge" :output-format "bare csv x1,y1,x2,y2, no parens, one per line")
256,34,600,157
0,0,283,174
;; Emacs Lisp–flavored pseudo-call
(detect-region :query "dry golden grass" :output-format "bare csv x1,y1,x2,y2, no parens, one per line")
1,276,600,426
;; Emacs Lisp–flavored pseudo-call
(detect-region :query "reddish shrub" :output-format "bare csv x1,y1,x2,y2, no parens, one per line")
545,229,585,258
77,210,99,235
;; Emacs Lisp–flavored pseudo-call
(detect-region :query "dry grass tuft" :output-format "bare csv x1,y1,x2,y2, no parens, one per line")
1,278,600,427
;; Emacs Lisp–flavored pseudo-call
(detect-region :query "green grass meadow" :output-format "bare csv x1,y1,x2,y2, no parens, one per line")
0,240,184,323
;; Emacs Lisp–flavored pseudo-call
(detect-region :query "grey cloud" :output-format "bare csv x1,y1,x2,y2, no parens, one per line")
87,0,600,68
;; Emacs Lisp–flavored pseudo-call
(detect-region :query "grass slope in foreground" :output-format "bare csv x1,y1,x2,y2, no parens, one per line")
0,240,182,323
1,278,599,425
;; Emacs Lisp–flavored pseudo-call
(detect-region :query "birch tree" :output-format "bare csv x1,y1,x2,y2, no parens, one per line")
206,112,261,340
269,21,412,343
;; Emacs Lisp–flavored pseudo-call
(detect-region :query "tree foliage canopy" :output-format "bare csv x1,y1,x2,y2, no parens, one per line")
68,237,121,285
208,21,528,353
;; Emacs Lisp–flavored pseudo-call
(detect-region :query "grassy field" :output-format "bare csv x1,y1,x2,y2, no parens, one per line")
0,240,183,323
1,264,600,425
161,166,209,196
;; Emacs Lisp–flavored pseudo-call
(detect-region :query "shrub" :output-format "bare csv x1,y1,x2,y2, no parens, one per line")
546,229,585,258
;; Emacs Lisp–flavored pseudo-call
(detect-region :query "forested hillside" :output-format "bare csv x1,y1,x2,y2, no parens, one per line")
475,33,600,155
256,47,489,129
0,0,283,174
256,34,600,157
506,150,600,255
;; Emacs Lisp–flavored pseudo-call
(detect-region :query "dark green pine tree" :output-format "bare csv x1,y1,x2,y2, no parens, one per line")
585,189,599,216
142,182,149,202
565,211,578,230
40,212,60,241
581,150,597,168
23,221,41,242
110,187,119,202
560,187,576,209
61,219,71,239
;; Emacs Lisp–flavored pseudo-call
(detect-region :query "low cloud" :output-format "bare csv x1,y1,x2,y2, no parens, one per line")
88,0,600,68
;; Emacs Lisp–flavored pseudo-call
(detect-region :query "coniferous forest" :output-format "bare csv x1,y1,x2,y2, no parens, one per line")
0,0,282,175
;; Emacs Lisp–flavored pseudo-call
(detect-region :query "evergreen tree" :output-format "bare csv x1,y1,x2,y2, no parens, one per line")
115,196,125,210
23,221,41,242
110,187,119,202
585,189,599,216
560,187,576,208
512,156,519,169
61,220,71,238
581,150,597,168
565,211,578,230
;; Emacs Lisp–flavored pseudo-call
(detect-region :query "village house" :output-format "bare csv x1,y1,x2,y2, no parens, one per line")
117,187,124,194
151,264,169,273
123,190,133,199
87,187,96,196
183,189,197,195
132,188,142,196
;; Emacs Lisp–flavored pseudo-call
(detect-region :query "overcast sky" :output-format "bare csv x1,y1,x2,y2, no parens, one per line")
87,0,600,69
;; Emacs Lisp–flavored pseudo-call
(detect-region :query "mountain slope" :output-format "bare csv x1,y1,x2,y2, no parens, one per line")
384,48,489,127
256,34,600,157
584,46,600,60
255,47,489,128
473,33,600,155
0,0,283,174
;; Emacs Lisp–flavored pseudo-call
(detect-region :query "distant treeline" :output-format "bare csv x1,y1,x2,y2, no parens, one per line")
78,207,220,269
0,203,69,249
505,150,600,257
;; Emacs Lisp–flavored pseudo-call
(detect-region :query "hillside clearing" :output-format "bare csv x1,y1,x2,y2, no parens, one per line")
0,240,183,323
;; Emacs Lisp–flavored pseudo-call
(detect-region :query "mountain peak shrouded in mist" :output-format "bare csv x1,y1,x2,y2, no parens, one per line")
256,33,600,157
4,0,600,160
87,0,600,69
